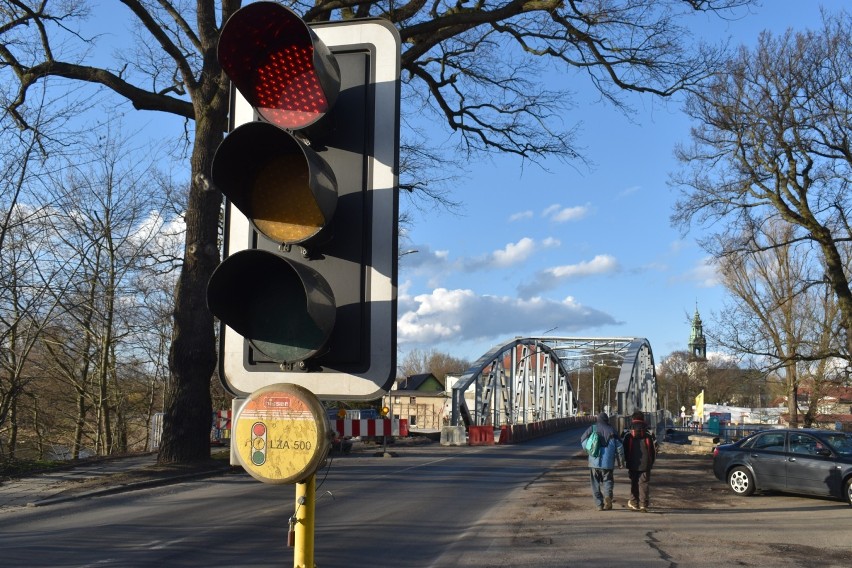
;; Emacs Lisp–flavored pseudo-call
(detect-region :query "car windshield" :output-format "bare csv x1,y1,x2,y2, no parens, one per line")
823,433,852,457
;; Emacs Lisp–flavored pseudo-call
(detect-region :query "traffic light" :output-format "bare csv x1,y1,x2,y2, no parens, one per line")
250,422,268,466
208,3,400,399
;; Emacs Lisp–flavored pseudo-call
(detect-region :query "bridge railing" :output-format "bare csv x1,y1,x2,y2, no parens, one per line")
444,416,595,446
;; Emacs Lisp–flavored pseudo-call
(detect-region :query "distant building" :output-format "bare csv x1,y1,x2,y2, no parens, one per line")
783,384,852,430
687,305,709,398
688,305,707,360
383,373,448,430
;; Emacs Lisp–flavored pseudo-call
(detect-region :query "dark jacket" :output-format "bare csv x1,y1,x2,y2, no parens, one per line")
623,419,656,471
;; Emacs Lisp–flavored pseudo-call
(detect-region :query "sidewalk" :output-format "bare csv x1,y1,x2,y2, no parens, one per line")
0,452,230,511
450,444,852,568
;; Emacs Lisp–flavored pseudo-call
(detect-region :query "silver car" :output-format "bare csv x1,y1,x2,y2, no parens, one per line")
712,428,852,506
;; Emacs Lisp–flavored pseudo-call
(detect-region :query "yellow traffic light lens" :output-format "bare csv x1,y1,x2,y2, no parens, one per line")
212,121,337,246
252,154,325,243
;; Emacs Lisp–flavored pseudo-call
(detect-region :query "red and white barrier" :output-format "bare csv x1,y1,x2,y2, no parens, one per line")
212,409,232,442
333,419,409,438
214,409,232,430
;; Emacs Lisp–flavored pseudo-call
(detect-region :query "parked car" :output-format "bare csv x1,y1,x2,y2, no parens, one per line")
713,428,852,506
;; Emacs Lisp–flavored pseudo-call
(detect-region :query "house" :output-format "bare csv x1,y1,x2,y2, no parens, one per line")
382,373,448,430
784,384,852,430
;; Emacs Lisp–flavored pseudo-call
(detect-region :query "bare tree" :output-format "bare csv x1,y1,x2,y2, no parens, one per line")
0,81,86,459
656,350,694,418
672,10,852,361
711,221,845,427
131,265,179,450
1,0,751,463
0,209,66,458
31,123,177,458
398,348,471,382
51,124,175,454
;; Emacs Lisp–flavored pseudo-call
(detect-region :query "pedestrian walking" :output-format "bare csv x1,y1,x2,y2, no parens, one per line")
623,410,657,512
580,412,625,511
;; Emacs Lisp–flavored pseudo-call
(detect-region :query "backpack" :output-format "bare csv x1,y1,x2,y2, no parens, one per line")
583,425,601,457
626,425,655,464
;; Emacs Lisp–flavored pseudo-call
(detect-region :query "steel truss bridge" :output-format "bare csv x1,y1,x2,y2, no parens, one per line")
450,337,658,429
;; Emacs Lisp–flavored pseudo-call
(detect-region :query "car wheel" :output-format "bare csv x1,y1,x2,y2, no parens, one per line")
844,477,852,507
728,466,755,496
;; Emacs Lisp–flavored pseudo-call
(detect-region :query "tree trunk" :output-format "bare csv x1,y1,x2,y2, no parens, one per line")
158,111,223,464
787,363,798,428
9,397,18,460
73,389,86,460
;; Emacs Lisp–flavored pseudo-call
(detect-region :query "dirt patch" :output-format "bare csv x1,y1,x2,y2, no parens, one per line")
519,442,727,516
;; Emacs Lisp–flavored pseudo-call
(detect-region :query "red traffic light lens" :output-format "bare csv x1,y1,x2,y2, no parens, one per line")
219,2,340,129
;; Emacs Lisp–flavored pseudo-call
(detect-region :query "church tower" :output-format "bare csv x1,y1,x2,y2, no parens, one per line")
688,304,707,360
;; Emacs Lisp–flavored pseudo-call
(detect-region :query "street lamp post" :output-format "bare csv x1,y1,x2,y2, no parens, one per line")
575,367,581,414
592,364,596,415
605,378,616,414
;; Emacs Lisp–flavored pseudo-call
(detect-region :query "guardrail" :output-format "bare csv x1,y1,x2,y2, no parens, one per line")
668,425,770,443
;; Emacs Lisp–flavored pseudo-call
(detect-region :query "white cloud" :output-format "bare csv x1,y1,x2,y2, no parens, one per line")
398,246,455,288
680,256,720,288
618,185,641,198
399,246,451,271
706,351,738,366
404,237,561,276
518,254,619,297
491,237,536,267
509,210,533,222
542,203,590,222
668,239,688,254
397,287,620,345
126,210,185,271
546,254,618,278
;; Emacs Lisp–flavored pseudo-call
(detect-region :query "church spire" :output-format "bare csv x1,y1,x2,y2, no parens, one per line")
688,303,707,360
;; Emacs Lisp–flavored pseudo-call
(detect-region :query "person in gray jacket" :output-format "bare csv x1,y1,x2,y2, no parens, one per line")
580,412,625,510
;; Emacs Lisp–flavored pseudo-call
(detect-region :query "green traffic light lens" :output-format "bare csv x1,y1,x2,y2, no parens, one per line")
248,266,327,361
207,250,336,364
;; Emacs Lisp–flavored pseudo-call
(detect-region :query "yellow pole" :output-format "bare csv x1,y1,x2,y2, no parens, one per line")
293,474,316,568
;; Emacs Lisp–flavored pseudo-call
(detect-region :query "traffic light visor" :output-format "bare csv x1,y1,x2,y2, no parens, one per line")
207,249,336,363
212,121,337,245
218,2,340,129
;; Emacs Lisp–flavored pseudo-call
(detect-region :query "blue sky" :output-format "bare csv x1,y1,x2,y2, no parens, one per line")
395,1,849,364
80,1,846,369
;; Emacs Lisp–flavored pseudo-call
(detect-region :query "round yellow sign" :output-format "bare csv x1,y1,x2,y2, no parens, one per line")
233,383,330,484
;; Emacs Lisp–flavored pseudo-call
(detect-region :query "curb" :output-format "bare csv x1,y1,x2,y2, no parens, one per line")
27,468,231,508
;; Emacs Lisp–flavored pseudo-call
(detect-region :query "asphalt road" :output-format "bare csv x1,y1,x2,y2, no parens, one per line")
1,430,851,567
